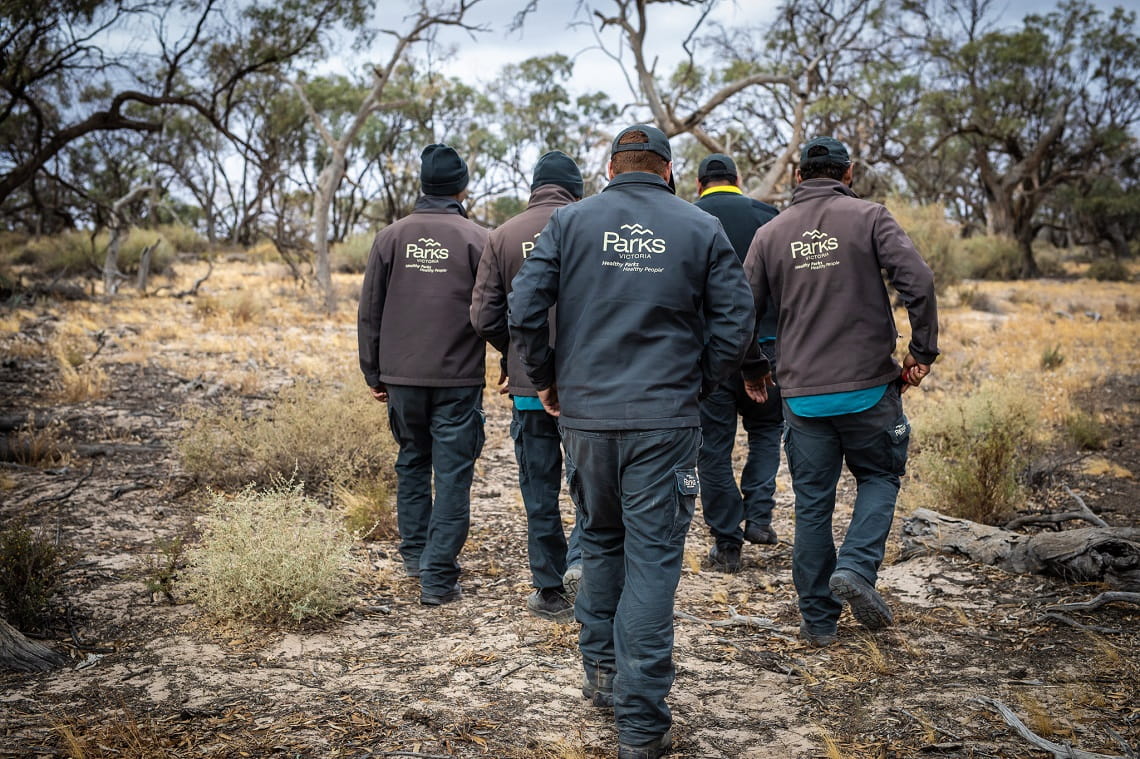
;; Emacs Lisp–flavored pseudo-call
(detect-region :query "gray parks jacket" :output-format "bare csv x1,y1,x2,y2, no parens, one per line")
358,195,489,388
469,184,577,396
742,179,939,397
508,171,759,431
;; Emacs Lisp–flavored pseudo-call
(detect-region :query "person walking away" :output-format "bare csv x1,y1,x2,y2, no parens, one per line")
470,150,585,623
692,153,782,574
358,143,489,607
509,125,760,759
742,136,939,647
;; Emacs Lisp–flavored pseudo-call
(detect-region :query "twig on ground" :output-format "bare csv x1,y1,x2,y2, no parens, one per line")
34,462,96,506
1048,592,1140,613
974,696,1122,759
1005,484,1108,530
675,606,780,631
890,706,963,741
376,752,454,758
1040,612,1123,635
480,660,531,685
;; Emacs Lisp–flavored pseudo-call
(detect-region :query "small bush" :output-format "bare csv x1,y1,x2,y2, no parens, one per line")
178,376,397,497
139,537,185,603
182,483,353,625
1063,410,1108,451
912,383,1038,525
1040,345,1065,371
18,230,100,274
886,198,962,294
331,233,377,274
338,477,397,541
957,285,1003,313
1086,257,1131,282
156,223,208,254
0,521,71,629
959,235,1022,280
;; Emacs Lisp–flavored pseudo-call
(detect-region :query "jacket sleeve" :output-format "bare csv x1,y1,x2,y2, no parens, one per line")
469,237,511,357
739,234,772,381
702,228,758,391
873,208,940,364
357,233,390,388
507,216,560,391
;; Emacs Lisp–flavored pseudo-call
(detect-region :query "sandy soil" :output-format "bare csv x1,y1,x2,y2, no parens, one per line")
1,292,1138,759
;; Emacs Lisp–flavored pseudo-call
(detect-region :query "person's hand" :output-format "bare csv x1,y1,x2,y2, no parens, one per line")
496,371,509,395
538,384,560,417
744,373,773,404
369,383,388,403
899,354,931,394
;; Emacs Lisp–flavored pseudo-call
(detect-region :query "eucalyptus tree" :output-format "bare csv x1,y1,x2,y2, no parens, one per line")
917,0,1140,276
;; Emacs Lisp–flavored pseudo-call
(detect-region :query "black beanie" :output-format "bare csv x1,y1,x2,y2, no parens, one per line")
420,143,469,196
531,150,584,198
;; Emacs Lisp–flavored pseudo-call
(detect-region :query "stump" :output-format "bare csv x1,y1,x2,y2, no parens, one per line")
0,617,68,672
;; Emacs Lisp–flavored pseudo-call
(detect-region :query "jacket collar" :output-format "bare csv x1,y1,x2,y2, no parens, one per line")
414,194,468,217
791,178,858,204
527,184,580,208
602,171,673,194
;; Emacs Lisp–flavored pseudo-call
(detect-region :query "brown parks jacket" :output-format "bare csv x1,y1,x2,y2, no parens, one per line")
358,195,489,388
469,184,577,396
742,179,939,398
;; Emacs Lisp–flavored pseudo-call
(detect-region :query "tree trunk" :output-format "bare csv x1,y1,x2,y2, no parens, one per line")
902,508,1140,591
313,150,345,314
0,617,68,672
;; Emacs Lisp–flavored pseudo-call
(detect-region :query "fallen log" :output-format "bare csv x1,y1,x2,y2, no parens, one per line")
0,617,68,673
901,508,1140,591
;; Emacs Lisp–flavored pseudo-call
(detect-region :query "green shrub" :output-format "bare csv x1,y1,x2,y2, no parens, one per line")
1062,410,1108,451
182,483,353,625
886,198,962,293
956,284,1003,313
958,235,1022,280
118,228,175,274
157,223,208,254
911,383,1038,525
1086,257,1131,282
139,537,185,603
0,521,71,629
331,232,377,273
17,230,100,274
178,376,397,498
1040,345,1065,371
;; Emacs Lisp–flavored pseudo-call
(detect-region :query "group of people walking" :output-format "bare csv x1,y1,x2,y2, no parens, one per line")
358,126,939,759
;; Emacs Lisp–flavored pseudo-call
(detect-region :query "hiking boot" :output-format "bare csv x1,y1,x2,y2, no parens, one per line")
581,670,614,709
828,568,893,630
744,522,778,545
799,622,837,648
618,729,674,759
562,562,582,600
419,582,462,606
527,587,574,623
707,541,742,573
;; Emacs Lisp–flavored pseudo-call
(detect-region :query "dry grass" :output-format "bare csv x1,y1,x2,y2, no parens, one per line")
6,418,71,467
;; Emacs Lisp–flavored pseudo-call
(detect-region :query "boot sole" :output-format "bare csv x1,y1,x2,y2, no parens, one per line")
829,572,892,630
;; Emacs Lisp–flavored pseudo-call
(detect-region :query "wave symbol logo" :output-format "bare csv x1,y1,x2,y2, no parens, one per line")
620,224,654,236
802,229,828,240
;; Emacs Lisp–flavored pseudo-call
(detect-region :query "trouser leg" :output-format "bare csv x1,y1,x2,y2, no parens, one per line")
512,406,568,589
783,406,844,632
562,429,622,688
739,344,783,528
420,385,484,597
697,383,743,545
835,386,909,585
613,427,700,746
386,385,433,571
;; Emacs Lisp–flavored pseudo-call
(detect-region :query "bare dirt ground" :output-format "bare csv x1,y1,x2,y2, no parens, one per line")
1,270,1138,758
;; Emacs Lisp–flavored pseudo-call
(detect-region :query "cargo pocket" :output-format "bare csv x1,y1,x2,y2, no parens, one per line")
669,468,699,543
473,406,487,460
781,425,798,476
887,414,910,476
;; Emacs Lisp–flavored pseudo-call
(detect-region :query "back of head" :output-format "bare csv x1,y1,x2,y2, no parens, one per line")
610,124,671,177
531,150,584,198
698,153,738,186
420,143,469,196
798,136,850,181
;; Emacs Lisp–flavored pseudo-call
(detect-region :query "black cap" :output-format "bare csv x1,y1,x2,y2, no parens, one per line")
611,124,671,162
800,136,851,168
698,153,738,183
420,143,469,196
531,150,584,198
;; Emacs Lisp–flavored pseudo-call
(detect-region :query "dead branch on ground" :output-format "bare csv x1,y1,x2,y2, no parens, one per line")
974,696,1123,759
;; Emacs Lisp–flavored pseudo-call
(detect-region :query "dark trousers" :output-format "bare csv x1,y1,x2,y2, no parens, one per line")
561,426,700,746
511,406,581,589
782,385,909,634
386,384,485,597
698,343,783,545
